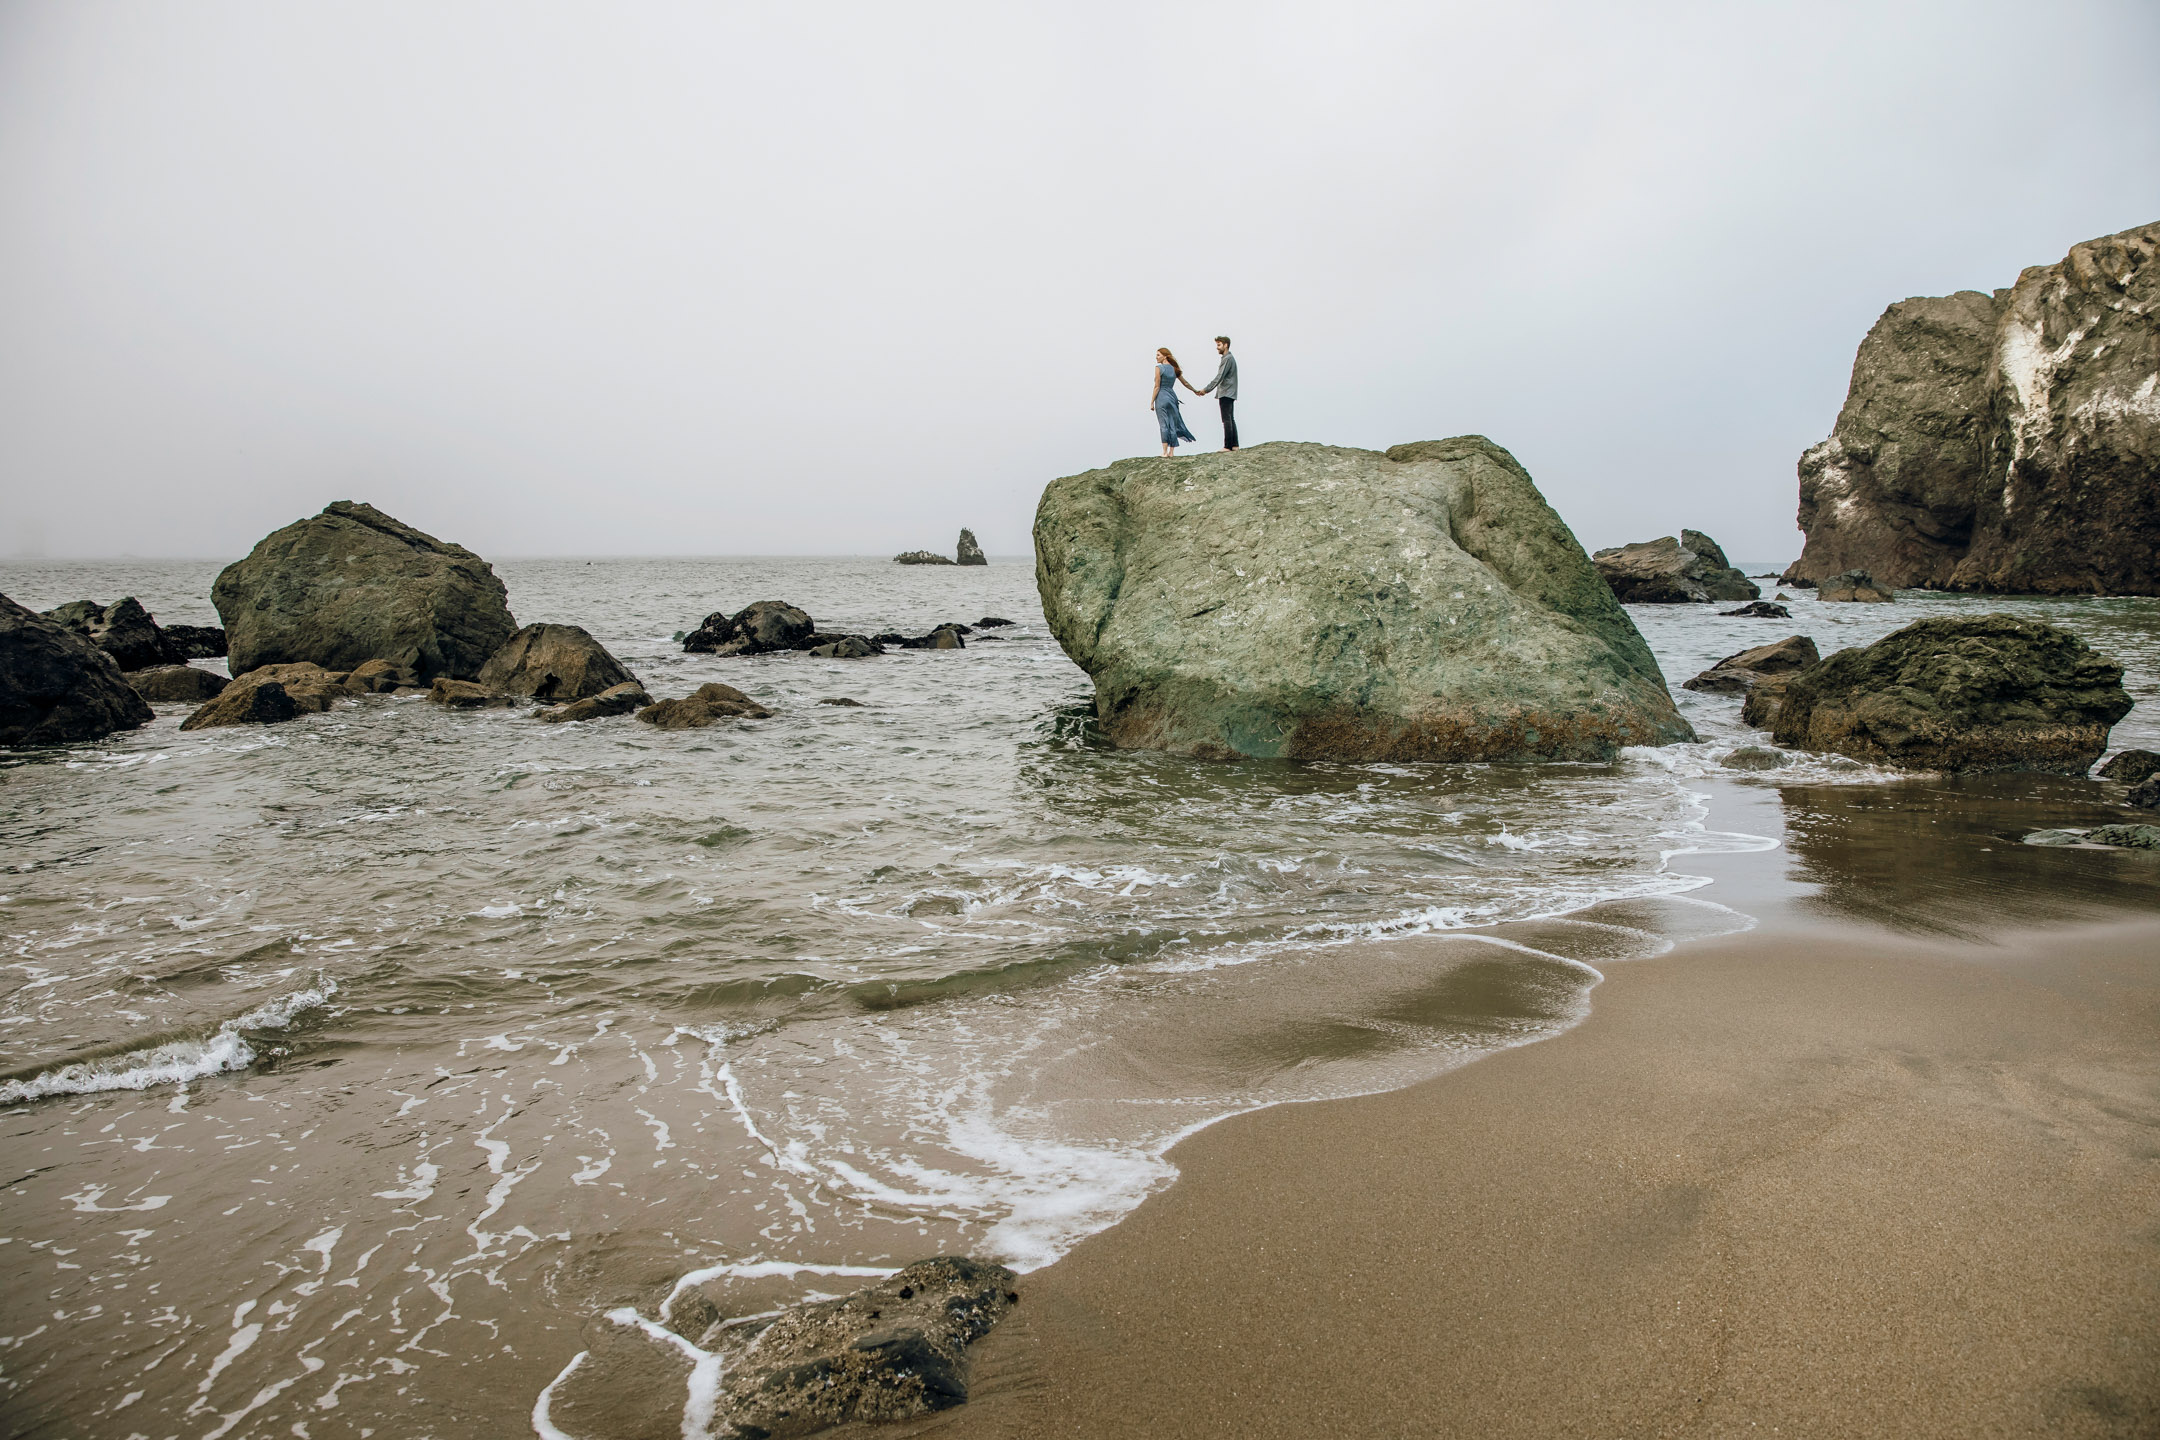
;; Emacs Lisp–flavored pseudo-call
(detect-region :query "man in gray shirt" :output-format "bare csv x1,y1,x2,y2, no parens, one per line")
1197,336,1238,451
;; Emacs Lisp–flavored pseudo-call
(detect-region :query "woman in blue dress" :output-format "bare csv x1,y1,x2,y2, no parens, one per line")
1151,347,1200,457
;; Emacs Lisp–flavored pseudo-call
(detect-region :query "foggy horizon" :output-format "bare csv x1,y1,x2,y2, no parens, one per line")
4,1,2156,565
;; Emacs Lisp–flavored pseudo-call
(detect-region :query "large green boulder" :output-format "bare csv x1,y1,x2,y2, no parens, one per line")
1769,614,2132,772
1033,438,1692,761
213,502,517,681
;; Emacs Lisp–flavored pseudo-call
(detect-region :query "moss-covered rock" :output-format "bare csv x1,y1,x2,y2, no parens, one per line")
1034,438,1691,761
1769,614,2131,772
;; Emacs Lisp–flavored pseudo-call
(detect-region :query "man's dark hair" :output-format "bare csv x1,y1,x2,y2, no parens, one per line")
1215,336,1231,346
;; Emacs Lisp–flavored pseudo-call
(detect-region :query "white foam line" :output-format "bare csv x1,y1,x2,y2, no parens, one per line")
531,1350,587,1440
606,1307,723,1440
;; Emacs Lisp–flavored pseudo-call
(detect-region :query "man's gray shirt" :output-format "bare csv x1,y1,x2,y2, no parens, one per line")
1201,351,1237,400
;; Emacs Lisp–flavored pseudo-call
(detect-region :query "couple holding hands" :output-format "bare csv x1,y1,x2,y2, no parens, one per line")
1150,336,1238,458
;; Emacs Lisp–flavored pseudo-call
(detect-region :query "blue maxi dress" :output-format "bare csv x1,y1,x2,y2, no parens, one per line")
1154,363,1196,447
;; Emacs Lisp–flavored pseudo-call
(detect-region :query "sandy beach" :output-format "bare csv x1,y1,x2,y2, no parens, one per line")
925,813,2160,1438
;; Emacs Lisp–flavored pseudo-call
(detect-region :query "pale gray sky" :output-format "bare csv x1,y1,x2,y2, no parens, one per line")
3,0,2155,563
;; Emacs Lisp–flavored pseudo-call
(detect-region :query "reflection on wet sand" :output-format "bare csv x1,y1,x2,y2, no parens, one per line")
1778,772,2160,936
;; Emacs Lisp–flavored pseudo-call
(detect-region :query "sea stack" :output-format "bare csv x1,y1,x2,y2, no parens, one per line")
1786,221,2160,594
1034,438,1692,761
213,502,517,680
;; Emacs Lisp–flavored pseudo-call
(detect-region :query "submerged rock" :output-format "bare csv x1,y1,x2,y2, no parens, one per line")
1,594,154,746
427,677,512,709
1683,635,1820,695
213,502,517,680
476,623,637,701
817,697,866,707
1818,569,1895,603
976,617,1014,628
1036,438,1691,761
2098,749,2160,785
637,682,773,729
1721,600,1792,618
1592,530,1759,604
893,549,956,566
1768,614,2131,773
1786,221,2160,595
808,634,882,658
956,528,987,565
535,680,649,723
1719,744,1788,771
707,1257,1018,1437
875,625,966,651
126,665,228,703
683,601,815,655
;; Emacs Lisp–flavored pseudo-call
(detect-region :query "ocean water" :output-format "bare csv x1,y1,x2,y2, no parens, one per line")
2,557,2156,1439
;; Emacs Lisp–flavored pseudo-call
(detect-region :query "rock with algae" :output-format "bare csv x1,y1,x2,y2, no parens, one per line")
1034,437,1692,761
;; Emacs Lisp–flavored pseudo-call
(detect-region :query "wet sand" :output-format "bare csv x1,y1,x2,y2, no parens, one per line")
928,898,2160,1435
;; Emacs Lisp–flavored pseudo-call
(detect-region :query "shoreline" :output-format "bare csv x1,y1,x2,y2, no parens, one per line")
920,785,2160,1438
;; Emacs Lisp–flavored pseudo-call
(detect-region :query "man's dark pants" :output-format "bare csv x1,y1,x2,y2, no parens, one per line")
1218,398,1238,450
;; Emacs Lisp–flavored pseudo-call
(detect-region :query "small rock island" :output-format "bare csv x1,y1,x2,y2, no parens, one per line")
1035,437,1692,761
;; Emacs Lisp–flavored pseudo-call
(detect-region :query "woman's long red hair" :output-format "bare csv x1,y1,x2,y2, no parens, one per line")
1156,347,1183,378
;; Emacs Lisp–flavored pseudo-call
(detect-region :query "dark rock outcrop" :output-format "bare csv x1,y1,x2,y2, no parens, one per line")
44,597,182,671
1,595,154,746
1683,635,1820,695
956,528,987,565
1037,438,1691,761
1818,569,1895,603
894,549,956,566
346,658,419,693
180,680,297,731
817,697,866,707
707,1257,1017,1437
2098,749,2160,785
637,682,773,729
162,624,228,659
2129,777,2160,810
1592,530,1760,603
976,617,1014,628
808,635,882,658
683,601,815,655
476,623,637,701
1721,600,1791,618
536,680,650,723
213,502,517,680
1786,221,2160,595
127,665,228,703
1768,614,2131,773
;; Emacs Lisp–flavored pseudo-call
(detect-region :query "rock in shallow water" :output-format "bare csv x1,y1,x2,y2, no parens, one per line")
535,681,650,724
1592,530,1759,604
1768,614,2131,773
956,527,987,565
684,601,815,655
892,549,956,566
213,502,517,680
637,682,772,729
180,679,297,730
1719,744,1788,771
710,1257,1017,1437
1,594,154,746
1684,635,1820,695
2085,824,2160,851
1721,600,1792,618
1036,438,1691,761
1818,569,1895,603
2098,749,2160,786
477,623,638,700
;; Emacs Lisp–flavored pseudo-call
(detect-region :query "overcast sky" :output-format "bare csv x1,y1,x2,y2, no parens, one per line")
3,1,2155,564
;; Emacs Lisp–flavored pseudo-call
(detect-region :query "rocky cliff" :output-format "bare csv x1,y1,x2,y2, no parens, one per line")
1035,438,1691,762
1786,221,2159,594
